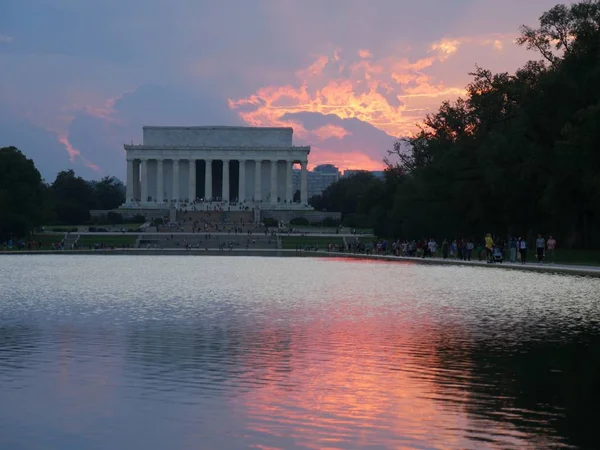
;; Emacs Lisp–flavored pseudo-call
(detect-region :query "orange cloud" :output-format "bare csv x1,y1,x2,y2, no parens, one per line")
432,34,514,55
227,43,472,170
483,39,504,51
228,42,471,141
228,33,517,172
431,38,461,61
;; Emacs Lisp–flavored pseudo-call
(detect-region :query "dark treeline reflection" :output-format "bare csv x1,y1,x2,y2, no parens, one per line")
0,325,43,369
433,320,600,449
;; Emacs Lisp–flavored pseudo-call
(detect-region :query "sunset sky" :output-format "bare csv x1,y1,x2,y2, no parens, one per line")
0,0,571,181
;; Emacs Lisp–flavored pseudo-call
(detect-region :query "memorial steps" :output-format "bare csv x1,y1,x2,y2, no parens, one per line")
175,209,254,226
138,233,278,250
62,234,80,249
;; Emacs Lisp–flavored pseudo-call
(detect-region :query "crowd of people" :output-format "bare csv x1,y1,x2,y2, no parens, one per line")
337,234,558,264
2,239,49,251
180,199,253,212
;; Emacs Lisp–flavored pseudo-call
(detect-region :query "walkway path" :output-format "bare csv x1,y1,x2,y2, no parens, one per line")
306,251,600,277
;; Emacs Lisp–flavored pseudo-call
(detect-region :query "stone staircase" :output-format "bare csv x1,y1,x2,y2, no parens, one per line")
138,233,278,250
173,209,262,234
63,233,80,249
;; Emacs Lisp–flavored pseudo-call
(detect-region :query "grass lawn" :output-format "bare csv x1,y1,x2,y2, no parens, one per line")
281,236,345,249
31,234,66,243
0,234,65,250
45,223,142,231
348,228,374,234
2,234,137,250
549,249,600,266
78,235,138,246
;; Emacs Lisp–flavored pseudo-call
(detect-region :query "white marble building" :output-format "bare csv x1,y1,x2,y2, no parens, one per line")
123,126,311,209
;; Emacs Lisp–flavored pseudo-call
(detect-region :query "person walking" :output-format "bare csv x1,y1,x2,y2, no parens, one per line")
547,235,556,263
484,233,494,263
535,234,546,264
466,239,474,261
428,239,437,258
509,236,517,263
518,237,527,264
442,239,449,259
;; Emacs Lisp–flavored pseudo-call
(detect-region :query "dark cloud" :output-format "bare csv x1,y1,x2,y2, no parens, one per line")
113,85,242,126
283,112,395,162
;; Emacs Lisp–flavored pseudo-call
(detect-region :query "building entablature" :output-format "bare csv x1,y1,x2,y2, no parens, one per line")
125,146,310,162
124,145,310,151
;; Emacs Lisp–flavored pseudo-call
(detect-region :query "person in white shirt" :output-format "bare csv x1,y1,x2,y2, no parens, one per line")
518,237,527,264
428,239,437,258
535,234,545,263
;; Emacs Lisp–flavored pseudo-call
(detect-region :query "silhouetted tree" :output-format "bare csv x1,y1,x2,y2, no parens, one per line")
0,147,47,238
51,170,94,225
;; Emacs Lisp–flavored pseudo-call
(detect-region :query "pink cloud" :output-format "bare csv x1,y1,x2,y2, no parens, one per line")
312,124,352,141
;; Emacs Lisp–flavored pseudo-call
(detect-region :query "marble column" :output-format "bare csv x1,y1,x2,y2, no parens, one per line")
133,160,140,201
300,161,308,204
254,160,262,201
156,159,164,203
238,159,246,202
141,159,148,202
270,160,278,203
286,160,293,203
172,159,180,202
205,159,212,201
188,159,196,202
126,158,134,202
222,159,230,202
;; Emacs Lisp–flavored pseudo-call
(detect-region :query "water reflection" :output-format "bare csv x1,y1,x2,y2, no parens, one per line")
0,255,599,449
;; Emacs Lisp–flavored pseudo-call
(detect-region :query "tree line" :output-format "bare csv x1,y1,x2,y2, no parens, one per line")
310,1,600,249
0,146,125,238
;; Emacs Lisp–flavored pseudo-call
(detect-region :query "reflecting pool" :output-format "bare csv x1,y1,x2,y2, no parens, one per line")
1,255,599,449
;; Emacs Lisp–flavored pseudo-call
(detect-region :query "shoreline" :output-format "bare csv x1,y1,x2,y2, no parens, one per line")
306,251,600,278
1,248,599,277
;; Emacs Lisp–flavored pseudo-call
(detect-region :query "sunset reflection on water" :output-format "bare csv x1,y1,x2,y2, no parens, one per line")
232,309,529,449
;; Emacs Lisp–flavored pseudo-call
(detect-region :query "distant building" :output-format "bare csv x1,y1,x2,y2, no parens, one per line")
312,164,340,175
343,169,385,180
293,164,341,198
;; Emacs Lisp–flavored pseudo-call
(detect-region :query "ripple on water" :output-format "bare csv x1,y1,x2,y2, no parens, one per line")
0,255,598,449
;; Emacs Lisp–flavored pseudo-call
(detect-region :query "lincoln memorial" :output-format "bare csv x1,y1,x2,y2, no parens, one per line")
122,126,311,210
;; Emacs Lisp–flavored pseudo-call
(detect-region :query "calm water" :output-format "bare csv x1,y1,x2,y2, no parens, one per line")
1,255,599,450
